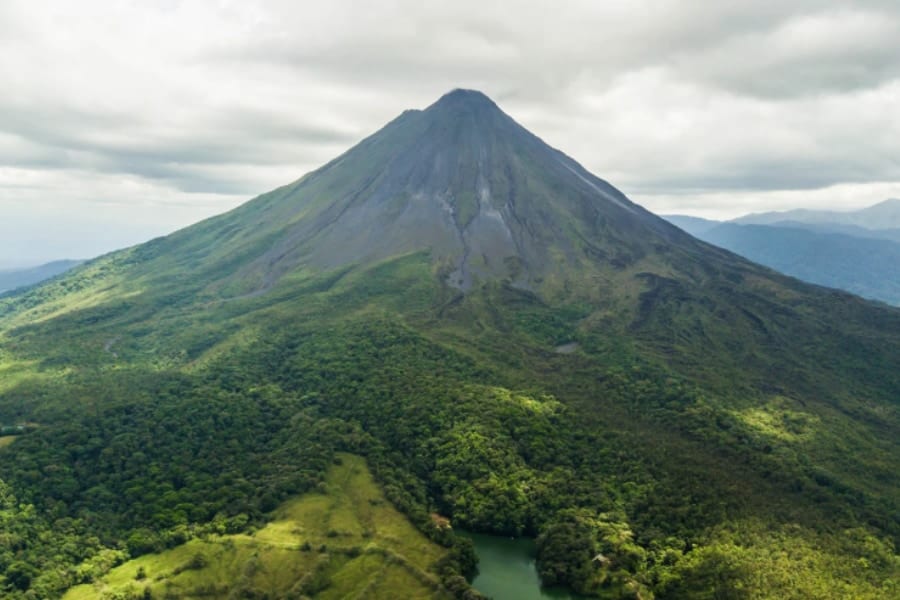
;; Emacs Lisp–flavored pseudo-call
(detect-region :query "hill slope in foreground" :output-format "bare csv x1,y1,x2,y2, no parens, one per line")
0,90,898,599
63,454,450,600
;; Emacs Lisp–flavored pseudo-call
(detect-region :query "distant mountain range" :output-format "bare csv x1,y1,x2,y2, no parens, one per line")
735,198,900,229
0,260,83,295
666,200,900,306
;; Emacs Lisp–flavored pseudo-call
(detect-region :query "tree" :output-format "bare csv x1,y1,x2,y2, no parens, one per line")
5,561,38,591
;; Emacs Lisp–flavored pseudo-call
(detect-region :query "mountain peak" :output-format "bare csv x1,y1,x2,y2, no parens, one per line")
426,88,501,117
164,88,674,297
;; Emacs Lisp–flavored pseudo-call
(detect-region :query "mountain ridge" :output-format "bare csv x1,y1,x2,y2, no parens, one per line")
734,198,900,229
0,90,898,599
47,86,711,316
0,259,83,295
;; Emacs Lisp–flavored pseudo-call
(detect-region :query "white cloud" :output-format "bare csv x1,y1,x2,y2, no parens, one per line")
1,1,898,264
0,165,246,266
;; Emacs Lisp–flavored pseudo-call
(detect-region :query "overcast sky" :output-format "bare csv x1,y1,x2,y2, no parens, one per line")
2,1,899,267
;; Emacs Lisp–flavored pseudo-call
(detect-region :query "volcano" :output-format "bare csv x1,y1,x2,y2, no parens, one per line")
1,90,898,599
217,88,681,292
127,88,714,301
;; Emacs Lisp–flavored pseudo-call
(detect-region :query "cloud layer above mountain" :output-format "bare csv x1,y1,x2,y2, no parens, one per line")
2,1,899,264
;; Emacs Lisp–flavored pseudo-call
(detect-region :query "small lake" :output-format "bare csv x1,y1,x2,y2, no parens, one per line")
462,531,585,600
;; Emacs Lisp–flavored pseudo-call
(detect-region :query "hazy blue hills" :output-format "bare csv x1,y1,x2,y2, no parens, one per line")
762,220,900,244
734,198,900,229
666,208,900,306
0,259,84,295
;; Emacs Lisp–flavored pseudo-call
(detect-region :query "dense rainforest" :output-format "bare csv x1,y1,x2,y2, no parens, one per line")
1,90,898,598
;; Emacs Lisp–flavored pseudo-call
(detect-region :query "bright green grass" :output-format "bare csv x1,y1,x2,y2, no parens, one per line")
0,356,43,394
62,453,450,600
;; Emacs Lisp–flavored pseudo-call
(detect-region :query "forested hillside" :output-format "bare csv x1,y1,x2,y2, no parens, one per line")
1,90,897,599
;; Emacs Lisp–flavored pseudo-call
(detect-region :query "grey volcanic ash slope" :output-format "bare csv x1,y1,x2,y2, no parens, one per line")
148,89,697,297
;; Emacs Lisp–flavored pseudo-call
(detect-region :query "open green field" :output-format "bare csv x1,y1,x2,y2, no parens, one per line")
63,453,451,600
0,436,15,449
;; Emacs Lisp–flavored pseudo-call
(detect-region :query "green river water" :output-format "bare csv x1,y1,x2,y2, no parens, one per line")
462,532,584,600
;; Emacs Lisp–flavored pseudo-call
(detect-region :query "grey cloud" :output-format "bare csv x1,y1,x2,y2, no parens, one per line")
212,1,900,100
0,101,356,193
632,160,900,194
669,7,900,97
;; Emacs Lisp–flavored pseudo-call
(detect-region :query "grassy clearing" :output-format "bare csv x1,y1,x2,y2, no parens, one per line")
735,396,820,443
0,435,15,448
63,453,450,599
0,356,43,394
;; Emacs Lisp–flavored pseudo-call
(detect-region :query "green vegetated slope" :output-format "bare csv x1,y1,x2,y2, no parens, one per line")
0,90,898,599
62,453,450,600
